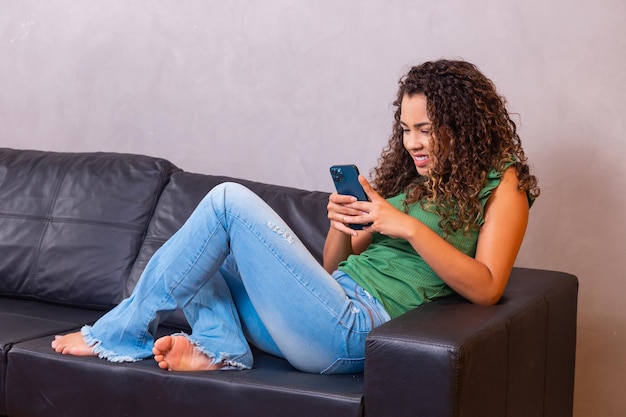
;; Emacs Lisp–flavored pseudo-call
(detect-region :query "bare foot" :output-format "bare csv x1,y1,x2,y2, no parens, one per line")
51,332,97,356
152,335,224,371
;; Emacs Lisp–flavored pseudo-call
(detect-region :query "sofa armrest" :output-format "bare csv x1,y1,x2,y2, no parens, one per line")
363,268,578,417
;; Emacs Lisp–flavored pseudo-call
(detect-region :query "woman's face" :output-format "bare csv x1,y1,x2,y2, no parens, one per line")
400,94,434,176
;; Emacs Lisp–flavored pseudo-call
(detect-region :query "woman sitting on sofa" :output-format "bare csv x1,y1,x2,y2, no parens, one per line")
52,59,539,374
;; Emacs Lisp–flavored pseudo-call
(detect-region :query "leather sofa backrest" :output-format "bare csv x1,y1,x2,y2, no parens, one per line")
0,148,177,309
126,171,331,297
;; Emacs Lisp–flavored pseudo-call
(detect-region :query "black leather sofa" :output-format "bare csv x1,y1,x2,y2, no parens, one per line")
0,148,577,417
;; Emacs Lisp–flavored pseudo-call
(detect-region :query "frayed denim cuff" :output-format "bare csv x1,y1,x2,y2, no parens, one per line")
81,325,142,363
173,332,251,371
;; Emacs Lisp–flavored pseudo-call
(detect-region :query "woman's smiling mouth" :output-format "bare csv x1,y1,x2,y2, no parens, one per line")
413,154,429,168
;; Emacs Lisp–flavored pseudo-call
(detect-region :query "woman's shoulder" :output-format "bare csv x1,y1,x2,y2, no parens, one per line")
495,165,535,208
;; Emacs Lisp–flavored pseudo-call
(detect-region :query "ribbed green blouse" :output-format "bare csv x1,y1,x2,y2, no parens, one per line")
338,163,521,318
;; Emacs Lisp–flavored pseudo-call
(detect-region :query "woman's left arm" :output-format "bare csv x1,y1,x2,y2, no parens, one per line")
352,168,529,305
410,167,529,304
467,167,530,303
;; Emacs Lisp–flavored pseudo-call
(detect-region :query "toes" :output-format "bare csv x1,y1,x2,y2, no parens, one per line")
153,353,169,369
51,335,63,349
153,335,173,352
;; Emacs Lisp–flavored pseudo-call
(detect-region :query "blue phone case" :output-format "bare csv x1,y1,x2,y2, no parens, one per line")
329,165,371,230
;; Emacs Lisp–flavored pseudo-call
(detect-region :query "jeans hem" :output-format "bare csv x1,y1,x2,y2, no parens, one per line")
81,325,142,363
174,332,252,371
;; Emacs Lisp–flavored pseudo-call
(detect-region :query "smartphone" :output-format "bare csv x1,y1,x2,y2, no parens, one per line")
329,164,371,230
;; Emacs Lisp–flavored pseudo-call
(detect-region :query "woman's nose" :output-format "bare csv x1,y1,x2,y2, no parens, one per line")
405,133,425,150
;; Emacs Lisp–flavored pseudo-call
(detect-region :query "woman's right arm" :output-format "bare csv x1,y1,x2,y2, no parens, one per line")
323,193,373,273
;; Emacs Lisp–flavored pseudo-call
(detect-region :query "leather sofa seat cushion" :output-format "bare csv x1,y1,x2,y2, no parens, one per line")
6,324,365,417
0,297,105,414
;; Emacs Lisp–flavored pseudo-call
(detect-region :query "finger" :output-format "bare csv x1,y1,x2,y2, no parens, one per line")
330,219,359,236
329,192,357,204
342,212,372,228
328,206,365,227
358,175,382,201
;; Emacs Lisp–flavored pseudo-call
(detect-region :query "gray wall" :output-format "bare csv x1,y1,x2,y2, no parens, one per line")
1,1,624,416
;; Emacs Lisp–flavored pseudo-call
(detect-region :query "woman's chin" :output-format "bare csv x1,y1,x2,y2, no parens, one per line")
415,166,429,176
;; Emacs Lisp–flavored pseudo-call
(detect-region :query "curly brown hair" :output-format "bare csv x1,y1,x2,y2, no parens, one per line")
372,59,539,234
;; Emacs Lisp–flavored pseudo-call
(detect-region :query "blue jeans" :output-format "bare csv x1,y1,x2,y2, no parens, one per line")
82,182,390,374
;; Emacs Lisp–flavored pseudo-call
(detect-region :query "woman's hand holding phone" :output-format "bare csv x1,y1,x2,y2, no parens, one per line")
329,165,373,232
328,165,416,240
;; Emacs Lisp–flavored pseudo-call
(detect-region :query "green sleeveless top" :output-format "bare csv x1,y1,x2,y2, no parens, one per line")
338,162,525,318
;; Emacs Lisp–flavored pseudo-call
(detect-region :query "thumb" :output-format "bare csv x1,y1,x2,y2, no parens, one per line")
358,175,381,201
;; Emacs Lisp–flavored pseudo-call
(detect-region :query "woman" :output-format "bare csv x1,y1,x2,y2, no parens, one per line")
52,59,539,374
